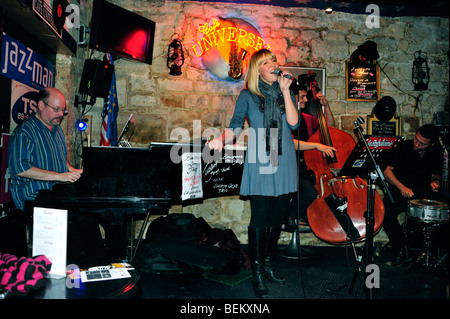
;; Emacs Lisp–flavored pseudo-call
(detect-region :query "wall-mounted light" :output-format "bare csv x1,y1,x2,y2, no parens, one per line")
412,50,430,91
76,118,88,131
167,34,185,76
325,1,333,14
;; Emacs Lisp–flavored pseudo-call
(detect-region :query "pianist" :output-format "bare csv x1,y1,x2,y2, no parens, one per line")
8,87,106,266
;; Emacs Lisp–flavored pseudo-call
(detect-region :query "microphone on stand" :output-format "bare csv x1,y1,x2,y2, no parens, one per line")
272,68,298,84
354,116,365,128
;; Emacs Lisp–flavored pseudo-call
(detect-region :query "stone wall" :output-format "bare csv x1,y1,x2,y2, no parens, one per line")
57,1,449,245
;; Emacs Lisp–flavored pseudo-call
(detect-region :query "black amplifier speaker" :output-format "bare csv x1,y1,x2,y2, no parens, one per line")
79,59,114,99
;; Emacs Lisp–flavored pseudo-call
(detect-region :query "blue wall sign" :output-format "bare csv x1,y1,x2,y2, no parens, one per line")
1,32,55,90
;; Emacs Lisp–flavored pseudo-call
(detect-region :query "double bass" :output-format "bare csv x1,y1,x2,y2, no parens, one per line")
303,72,384,244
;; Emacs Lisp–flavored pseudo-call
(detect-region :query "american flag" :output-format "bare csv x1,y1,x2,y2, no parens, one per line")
100,54,118,146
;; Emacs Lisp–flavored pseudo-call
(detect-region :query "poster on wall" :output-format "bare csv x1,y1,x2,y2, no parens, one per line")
345,62,380,101
30,0,81,54
32,0,63,38
10,81,39,131
1,33,55,90
1,33,55,130
367,114,402,136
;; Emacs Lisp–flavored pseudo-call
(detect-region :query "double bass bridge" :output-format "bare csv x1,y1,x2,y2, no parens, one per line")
328,177,365,190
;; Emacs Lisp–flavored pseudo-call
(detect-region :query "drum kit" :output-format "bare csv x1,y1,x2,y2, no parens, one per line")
405,199,449,271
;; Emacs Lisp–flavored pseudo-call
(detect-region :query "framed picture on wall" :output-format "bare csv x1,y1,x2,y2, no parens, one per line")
279,66,326,95
345,62,380,101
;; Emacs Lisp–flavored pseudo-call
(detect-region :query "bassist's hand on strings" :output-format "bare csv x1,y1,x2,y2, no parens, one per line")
293,140,336,158
315,92,328,106
315,143,336,158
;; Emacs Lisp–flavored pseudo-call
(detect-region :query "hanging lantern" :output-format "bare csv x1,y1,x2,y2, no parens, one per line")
412,50,430,91
167,34,185,76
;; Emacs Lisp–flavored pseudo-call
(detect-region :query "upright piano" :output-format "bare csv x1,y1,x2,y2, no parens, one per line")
47,143,245,260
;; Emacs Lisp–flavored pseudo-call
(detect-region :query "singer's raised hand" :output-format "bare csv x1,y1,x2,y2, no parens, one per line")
279,71,293,91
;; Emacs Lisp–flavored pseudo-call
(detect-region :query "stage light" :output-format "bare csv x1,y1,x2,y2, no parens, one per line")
76,119,88,131
325,1,333,14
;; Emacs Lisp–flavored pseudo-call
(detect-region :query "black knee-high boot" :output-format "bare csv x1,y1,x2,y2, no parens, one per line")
248,227,270,299
263,227,285,284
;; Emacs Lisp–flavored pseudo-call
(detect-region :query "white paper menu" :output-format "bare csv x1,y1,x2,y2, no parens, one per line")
32,207,68,278
181,152,203,200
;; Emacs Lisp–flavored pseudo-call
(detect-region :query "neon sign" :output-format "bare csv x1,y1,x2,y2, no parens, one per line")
192,19,270,57
192,18,270,81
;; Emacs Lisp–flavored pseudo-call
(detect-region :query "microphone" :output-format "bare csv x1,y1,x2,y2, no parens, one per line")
354,116,365,128
272,68,297,83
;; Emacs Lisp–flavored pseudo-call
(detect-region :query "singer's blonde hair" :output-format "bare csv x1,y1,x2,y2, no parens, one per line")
244,49,277,98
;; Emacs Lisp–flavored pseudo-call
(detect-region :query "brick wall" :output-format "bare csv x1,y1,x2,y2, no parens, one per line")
56,0,449,245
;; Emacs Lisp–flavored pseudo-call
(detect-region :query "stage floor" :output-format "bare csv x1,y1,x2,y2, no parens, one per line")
137,244,449,300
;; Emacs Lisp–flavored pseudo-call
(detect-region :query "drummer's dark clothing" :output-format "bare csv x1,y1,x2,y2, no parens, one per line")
382,139,445,251
388,140,443,198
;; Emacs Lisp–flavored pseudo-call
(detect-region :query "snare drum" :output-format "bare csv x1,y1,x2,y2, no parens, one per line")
407,199,449,223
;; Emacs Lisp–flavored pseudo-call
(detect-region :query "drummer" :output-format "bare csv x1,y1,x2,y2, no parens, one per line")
382,124,447,266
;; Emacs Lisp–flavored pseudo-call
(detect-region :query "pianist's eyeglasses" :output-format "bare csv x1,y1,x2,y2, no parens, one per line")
43,102,68,115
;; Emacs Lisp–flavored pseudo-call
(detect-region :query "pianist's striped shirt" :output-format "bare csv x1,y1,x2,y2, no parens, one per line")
8,113,68,210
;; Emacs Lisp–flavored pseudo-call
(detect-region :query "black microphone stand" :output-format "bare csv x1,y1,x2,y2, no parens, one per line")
348,117,394,299
354,117,394,206
279,100,303,259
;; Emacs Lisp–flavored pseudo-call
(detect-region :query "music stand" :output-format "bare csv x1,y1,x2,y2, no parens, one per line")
340,130,402,299
115,113,136,147
338,135,403,179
